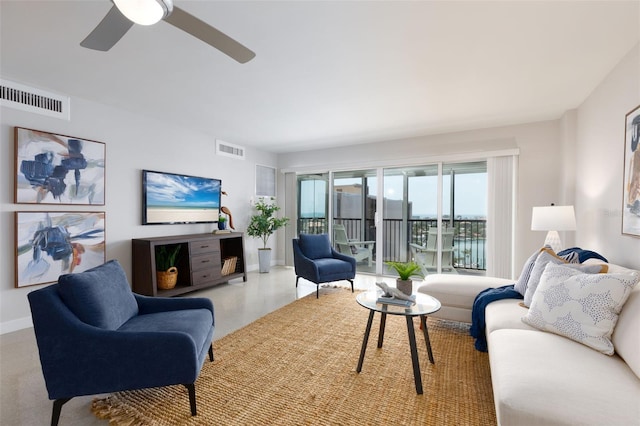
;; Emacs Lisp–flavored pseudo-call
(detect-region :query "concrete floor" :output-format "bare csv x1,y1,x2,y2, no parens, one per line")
0,267,386,425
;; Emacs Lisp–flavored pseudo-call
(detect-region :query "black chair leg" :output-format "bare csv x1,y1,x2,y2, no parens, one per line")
316,285,319,298
208,344,214,361
295,276,300,288
184,383,197,416
51,398,71,426
348,279,354,293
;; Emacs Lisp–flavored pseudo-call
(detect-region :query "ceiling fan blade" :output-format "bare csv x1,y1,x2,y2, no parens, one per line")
80,5,134,51
164,6,255,63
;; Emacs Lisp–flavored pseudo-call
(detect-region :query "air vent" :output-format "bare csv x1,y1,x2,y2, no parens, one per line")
0,78,70,120
216,139,245,160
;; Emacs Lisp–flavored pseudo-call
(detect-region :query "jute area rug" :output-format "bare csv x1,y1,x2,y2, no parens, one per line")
92,288,496,425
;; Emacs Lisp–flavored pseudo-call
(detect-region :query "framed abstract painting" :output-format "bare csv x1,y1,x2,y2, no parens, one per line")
622,104,640,237
15,211,106,287
15,127,105,205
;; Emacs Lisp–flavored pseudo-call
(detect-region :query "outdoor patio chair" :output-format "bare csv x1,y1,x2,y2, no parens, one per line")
410,228,457,275
333,224,375,266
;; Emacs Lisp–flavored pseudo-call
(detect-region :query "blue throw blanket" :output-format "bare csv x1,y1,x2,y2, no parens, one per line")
470,285,523,352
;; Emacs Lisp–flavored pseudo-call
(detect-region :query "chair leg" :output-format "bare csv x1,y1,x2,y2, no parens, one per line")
184,383,197,416
348,279,354,293
316,284,319,298
51,398,71,426
295,276,300,288
208,344,214,362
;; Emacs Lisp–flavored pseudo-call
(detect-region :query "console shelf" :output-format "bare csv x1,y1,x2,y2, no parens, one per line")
132,232,247,297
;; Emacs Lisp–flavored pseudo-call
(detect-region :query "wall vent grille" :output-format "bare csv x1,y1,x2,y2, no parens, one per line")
0,78,70,120
216,139,245,160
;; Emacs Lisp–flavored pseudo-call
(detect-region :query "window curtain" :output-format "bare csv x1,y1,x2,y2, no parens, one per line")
284,172,297,267
486,156,517,279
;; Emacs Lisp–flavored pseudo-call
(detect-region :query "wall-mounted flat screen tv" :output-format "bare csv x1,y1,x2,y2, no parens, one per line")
142,170,221,225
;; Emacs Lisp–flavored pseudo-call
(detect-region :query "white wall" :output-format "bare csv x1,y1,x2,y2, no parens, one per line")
575,43,640,269
278,119,566,271
0,96,277,333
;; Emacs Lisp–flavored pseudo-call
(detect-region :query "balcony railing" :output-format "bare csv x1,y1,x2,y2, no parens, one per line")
297,217,487,271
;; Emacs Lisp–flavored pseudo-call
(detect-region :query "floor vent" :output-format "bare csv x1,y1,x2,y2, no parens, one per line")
0,78,70,120
216,139,246,160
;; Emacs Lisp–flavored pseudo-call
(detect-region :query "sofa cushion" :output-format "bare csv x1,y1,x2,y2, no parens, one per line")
485,299,536,335
299,233,333,259
313,258,354,275
418,274,514,309
488,328,640,426
522,263,639,355
522,248,587,307
119,308,213,355
58,260,139,330
613,283,640,378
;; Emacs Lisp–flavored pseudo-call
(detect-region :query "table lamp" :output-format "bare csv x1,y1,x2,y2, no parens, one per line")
531,205,576,252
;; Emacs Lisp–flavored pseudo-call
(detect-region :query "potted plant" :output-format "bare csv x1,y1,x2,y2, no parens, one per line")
247,197,289,273
155,244,181,290
218,215,227,230
384,261,422,295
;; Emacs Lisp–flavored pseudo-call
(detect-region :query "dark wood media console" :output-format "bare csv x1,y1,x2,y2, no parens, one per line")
132,232,247,297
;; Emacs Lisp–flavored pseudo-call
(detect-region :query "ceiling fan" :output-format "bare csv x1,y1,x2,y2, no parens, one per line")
80,0,255,63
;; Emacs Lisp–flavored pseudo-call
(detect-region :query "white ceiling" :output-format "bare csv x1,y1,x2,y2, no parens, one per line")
1,1,639,153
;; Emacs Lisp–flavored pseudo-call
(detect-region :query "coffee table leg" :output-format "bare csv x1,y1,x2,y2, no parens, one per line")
377,312,387,348
357,310,375,373
406,316,423,395
420,315,435,364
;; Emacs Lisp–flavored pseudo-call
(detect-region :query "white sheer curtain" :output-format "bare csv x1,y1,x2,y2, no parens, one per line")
284,172,297,267
486,156,517,279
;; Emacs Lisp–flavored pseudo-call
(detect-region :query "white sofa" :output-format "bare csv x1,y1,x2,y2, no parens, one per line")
418,262,640,426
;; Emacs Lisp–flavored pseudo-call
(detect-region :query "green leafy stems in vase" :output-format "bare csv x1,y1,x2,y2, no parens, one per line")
384,261,422,281
156,244,181,271
246,197,289,249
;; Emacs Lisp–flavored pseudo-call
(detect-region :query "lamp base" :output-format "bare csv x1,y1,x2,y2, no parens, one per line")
544,231,562,253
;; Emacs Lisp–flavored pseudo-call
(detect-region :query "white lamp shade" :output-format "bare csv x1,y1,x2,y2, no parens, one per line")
531,205,576,231
531,205,576,252
113,0,173,25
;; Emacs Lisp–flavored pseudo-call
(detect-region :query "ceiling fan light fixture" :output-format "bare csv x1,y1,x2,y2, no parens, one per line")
113,0,173,26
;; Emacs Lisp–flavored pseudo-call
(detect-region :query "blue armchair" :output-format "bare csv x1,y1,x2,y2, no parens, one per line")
293,233,356,298
27,260,215,426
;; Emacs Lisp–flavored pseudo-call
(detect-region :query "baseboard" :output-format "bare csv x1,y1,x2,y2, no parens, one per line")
0,316,33,335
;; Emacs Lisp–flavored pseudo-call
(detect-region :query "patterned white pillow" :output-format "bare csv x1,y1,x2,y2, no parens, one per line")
513,249,542,296
522,263,640,355
522,248,584,307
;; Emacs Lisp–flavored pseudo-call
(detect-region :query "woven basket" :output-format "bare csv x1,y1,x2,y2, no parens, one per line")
156,267,178,290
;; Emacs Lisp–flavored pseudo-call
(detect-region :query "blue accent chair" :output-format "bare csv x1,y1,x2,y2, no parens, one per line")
27,260,215,426
293,233,356,298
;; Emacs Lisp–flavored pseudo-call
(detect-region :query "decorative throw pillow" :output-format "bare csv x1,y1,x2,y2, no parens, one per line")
514,248,543,296
522,263,639,355
522,248,581,306
557,247,608,263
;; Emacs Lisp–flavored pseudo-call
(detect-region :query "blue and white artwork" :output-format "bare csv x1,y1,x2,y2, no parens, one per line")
16,211,106,287
623,105,640,237
15,127,105,205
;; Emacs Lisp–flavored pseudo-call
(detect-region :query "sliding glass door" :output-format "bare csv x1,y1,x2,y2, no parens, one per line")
333,170,377,273
295,161,487,276
382,161,487,275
